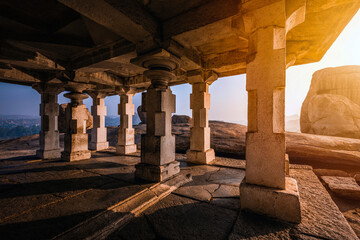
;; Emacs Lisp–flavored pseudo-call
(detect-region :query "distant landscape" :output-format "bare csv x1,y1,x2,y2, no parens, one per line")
0,114,142,140
0,113,298,140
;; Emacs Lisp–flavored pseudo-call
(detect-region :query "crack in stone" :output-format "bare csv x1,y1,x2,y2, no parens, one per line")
206,167,221,182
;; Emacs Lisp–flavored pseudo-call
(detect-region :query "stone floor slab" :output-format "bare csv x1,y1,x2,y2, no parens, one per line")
321,176,360,200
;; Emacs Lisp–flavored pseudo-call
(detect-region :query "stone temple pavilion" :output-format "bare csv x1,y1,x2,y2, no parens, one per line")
0,0,359,224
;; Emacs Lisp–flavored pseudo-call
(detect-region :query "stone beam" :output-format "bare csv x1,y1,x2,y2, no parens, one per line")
0,67,45,86
70,39,136,70
163,0,242,39
0,41,65,70
74,71,124,87
204,48,247,72
58,0,159,44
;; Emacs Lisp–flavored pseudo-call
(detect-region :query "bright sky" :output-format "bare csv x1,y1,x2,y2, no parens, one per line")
0,10,359,123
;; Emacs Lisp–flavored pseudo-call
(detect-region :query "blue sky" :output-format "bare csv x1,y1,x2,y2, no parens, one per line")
0,10,359,124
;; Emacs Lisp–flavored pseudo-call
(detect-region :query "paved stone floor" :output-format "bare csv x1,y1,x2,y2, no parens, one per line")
0,150,358,240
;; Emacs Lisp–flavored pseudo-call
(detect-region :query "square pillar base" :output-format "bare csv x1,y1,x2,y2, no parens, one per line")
135,161,180,182
116,144,137,155
36,149,61,159
186,149,215,165
89,142,109,151
61,150,91,162
240,177,301,223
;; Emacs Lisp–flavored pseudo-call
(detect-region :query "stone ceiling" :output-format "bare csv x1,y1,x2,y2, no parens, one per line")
0,0,359,94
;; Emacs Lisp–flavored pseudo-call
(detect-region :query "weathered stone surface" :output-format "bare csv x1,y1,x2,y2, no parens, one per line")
343,209,360,238
306,94,360,138
240,177,301,223
141,194,238,240
313,169,350,177
301,66,360,137
321,176,360,200
355,174,360,184
59,103,93,133
231,168,358,240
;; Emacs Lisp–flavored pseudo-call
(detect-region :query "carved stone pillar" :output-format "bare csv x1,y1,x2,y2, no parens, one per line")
116,89,137,155
61,91,91,161
88,92,109,151
34,84,61,159
239,0,306,223
186,70,217,164
132,50,180,181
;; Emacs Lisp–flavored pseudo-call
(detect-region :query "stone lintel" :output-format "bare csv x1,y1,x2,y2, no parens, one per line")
135,161,180,182
240,177,301,223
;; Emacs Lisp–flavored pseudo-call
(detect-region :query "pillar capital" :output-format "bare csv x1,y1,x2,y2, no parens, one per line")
86,91,107,100
63,92,88,106
118,86,138,96
186,70,218,85
132,49,181,89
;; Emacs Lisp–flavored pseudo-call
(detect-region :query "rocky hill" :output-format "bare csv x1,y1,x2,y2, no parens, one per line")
301,65,360,138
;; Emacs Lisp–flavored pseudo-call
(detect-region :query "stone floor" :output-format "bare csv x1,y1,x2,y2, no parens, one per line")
0,150,358,240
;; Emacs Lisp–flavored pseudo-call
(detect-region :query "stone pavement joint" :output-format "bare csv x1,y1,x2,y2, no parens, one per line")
52,173,192,240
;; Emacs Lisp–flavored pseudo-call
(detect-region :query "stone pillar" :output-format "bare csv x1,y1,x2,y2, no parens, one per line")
35,87,61,159
116,91,137,155
239,0,305,223
186,70,217,164
89,92,109,151
132,50,180,181
61,91,91,161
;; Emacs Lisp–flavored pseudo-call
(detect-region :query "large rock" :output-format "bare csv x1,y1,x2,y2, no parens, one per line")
306,94,360,138
58,103,93,133
172,115,191,124
137,105,146,124
301,66,360,138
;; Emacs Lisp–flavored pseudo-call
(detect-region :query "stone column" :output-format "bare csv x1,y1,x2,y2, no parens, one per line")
132,50,180,181
116,90,137,155
239,0,305,223
186,70,217,164
35,86,61,159
88,92,109,151
61,91,91,161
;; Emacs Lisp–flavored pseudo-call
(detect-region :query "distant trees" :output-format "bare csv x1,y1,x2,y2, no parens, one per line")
0,125,40,140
